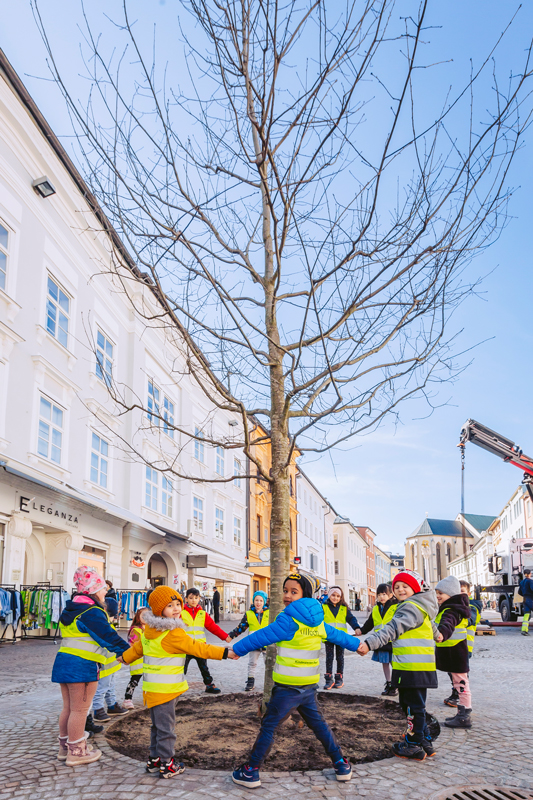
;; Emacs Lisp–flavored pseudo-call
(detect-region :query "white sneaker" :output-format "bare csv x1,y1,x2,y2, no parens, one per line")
123,699,134,709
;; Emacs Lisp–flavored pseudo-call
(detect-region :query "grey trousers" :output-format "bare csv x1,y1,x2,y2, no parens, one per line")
248,649,265,677
150,698,176,761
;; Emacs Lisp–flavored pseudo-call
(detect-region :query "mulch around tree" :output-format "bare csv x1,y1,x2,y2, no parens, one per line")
106,691,405,771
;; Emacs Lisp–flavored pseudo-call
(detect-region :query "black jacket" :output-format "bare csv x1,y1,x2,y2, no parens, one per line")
360,598,398,654
435,593,470,674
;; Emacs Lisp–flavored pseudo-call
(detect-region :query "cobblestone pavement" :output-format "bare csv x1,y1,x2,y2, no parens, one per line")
1,617,532,800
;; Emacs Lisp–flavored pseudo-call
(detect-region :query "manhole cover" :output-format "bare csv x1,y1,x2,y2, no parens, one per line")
430,788,533,800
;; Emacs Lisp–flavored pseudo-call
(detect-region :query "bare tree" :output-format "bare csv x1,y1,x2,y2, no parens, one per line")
35,0,533,701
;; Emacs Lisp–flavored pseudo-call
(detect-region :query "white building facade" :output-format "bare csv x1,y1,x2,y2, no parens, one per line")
0,53,250,621
374,545,392,587
332,516,368,609
296,470,328,590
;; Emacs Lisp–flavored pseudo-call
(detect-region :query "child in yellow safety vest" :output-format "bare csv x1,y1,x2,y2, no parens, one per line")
123,606,149,709
231,573,360,789
434,576,472,730
181,587,232,694
228,590,270,691
322,586,361,690
357,583,398,696
92,597,130,723
357,569,439,762
120,585,238,780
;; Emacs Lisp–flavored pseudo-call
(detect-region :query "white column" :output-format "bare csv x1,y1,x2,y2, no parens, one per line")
64,532,85,592
4,512,32,588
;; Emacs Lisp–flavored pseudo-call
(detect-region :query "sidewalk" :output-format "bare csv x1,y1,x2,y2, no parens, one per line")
0,625,532,800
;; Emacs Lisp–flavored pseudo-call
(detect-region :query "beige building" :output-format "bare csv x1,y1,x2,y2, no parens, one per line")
332,516,368,609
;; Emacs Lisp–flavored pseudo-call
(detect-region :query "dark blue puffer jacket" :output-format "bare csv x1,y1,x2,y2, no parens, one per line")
51,598,129,684
232,597,360,659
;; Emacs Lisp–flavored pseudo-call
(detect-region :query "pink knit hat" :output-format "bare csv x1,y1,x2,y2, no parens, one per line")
73,566,107,595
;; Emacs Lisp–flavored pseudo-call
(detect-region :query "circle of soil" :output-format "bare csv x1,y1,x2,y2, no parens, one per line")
106,692,405,771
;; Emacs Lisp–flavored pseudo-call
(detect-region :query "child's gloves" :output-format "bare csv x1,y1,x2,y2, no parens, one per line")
357,642,369,656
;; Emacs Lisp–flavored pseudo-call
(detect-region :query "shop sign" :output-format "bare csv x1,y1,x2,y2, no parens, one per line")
221,570,236,581
173,574,180,585
17,492,80,530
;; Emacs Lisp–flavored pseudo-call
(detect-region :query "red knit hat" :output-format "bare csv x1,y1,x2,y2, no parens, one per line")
392,569,424,594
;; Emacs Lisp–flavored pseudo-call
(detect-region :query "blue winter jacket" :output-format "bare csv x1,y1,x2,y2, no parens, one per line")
232,598,361,662
51,598,129,684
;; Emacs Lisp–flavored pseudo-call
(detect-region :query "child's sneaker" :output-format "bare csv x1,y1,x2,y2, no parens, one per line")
159,758,185,779
421,737,436,757
107,703,129,716
324,673,334,690
93,708,111,723
334,758,352,781
85,713,104,734
333,673,344,689
392,739,426,761
146,756,161,773
232,764,261,788
123,699,135,710
205,683,221,694
245,677,255,692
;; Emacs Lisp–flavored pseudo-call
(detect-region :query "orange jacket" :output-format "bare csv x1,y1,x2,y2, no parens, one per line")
121,610,227,708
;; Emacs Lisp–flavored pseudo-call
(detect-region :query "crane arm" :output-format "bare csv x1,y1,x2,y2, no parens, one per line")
459,420,533,494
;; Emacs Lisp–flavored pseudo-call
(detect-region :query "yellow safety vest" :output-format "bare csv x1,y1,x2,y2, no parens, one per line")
273,617,326,686
466,603,480,654
129,626,144,676
391,599,436,673
246,609,270,633
181,608,207,642
59,607,108,664
371,602,396,633
98,616,123,678
435,609,468,649
323,604,347,632
142,630,188,695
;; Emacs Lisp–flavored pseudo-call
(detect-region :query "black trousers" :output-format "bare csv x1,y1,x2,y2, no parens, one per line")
325,642,345,675
125,674,141,700
184,655,213,686
398,687,429,743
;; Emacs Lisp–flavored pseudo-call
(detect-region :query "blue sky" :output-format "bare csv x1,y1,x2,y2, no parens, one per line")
2,1,532,553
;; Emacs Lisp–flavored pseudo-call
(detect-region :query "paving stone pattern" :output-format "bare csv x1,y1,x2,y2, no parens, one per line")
0,617,532,800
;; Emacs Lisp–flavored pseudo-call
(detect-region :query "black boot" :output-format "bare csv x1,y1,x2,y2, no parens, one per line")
244,677,255,692
444,705,472,728
444,687,459,707
381,681,392,695
421,737,436,757
205,683,222,694
324,673,334,690
333,673,344,689
392,739,426,761
85,714,104,735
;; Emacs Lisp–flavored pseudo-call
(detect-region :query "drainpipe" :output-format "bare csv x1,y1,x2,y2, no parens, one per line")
323,503,331,586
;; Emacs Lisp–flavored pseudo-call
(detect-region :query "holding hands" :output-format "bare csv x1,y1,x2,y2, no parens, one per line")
226,635,233,643
357,642,369,656
435,632,444,643
227,649,240,660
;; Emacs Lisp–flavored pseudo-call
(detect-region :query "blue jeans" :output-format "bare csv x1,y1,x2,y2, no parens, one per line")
92,674,117,711
249,684,343,767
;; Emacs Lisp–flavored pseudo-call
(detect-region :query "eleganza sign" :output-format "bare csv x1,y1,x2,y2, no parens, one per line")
16,492,81,529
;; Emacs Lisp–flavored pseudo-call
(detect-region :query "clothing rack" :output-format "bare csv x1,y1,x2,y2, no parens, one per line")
116,589,149,627
21,583,64,643
0,584,20,645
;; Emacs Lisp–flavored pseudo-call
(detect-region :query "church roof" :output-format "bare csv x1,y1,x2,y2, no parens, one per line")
460,514,497,533
409,518,474,539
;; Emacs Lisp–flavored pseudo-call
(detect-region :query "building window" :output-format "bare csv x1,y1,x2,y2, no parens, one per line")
0,222,8,291
446,543,451,562
334,560,339,575
147,380,160,426
216,446,225,476
253,580,259,593
310,553,318,572
193,496,204,531
163,397,174,439
90,432,109,488
215,507,224,540
333,535,338,548
145,466,158,510
290,520,293,550
96,330,113,387
194,427,205,462
436,542,442,581
289,476,293,497
256,514,262,543
38,396,64,464
46,276,70,348
233,458,242,488
234,516,242,546
264,526,269,544
162,476,173,518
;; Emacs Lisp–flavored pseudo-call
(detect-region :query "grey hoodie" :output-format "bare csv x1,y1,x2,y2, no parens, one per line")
364,589,439,651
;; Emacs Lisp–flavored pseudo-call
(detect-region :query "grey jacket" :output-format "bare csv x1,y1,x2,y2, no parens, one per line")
364,589,439,651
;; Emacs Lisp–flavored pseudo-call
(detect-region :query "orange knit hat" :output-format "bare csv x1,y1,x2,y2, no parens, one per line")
148,586,183,617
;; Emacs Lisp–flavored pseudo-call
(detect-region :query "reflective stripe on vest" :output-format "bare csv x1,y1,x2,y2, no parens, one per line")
59,608,108,664
371,602,396,633
435,610,468,648
246,609,270,633
99,619,122,678
323,604,347,632
391,600,435,672
129,626,144,675
466,604,480,654
141,631,188,694
273,618,326,686
181,608,207,642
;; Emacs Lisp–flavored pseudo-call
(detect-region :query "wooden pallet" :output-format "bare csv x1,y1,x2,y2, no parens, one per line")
475,629,496,636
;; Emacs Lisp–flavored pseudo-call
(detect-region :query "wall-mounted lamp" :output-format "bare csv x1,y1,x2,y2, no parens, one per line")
228,419,238,427
32,176,56,198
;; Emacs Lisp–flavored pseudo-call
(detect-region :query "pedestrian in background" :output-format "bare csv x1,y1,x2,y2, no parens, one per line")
52,567,129,766
519,568,533,636
212,587,221,623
